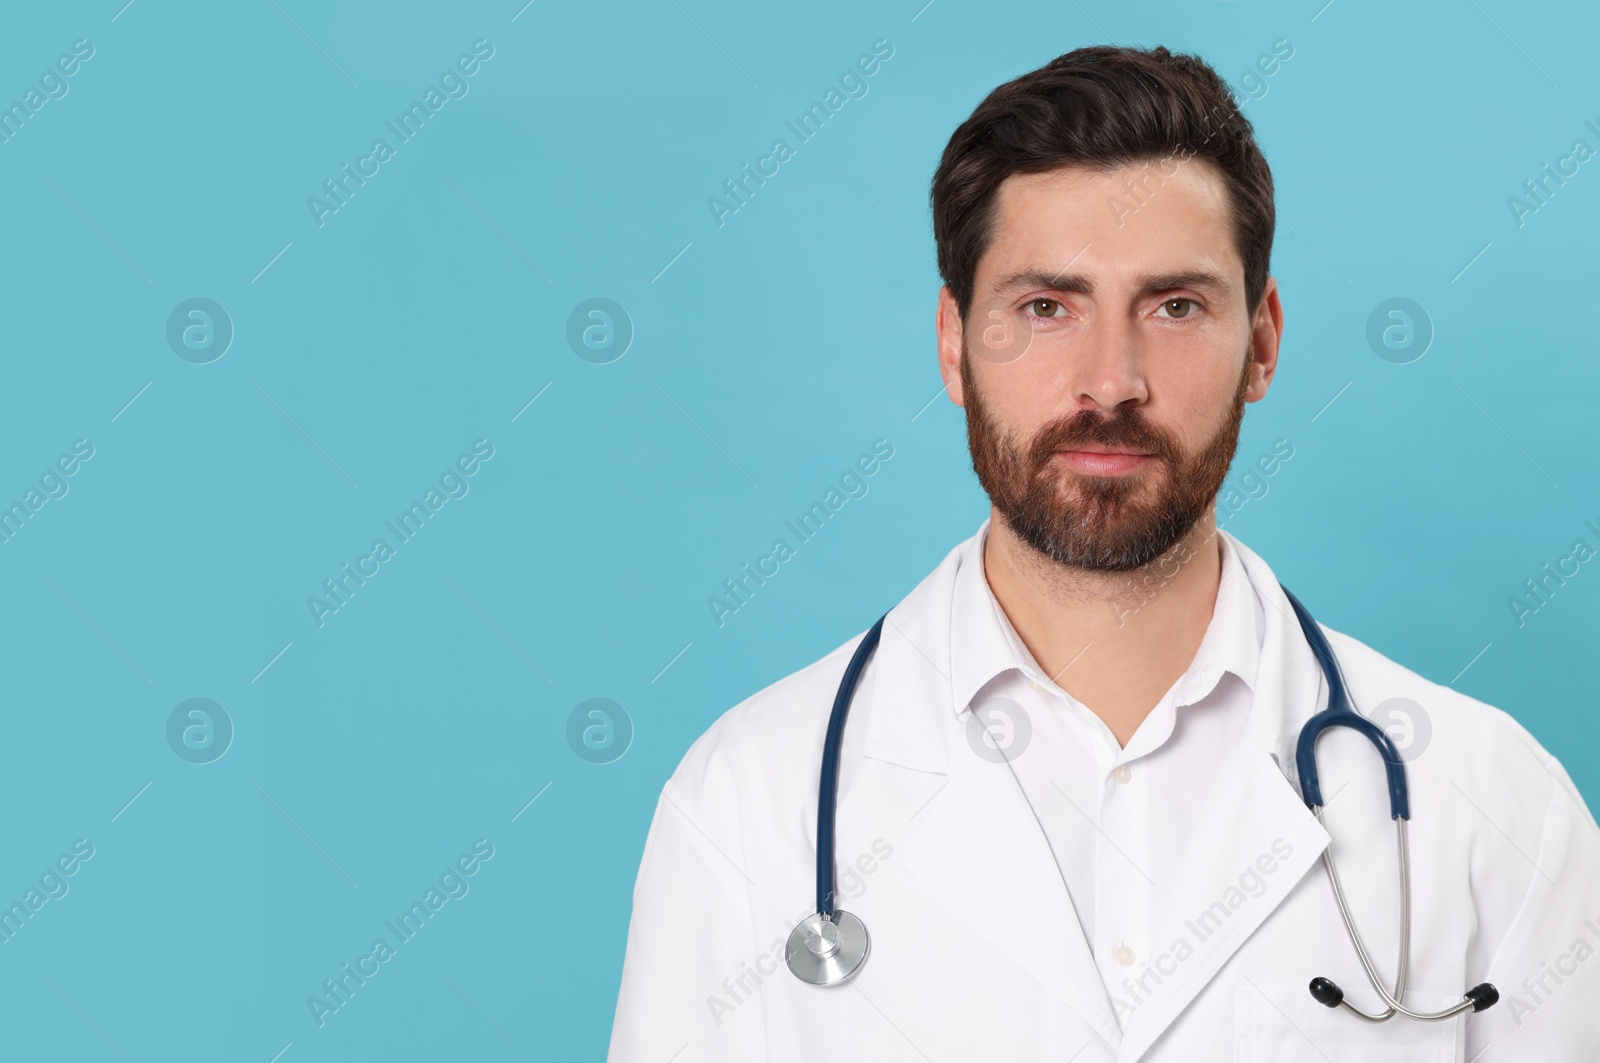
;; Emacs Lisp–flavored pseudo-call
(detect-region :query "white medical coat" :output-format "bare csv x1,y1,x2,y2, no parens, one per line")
608,528,1600,1061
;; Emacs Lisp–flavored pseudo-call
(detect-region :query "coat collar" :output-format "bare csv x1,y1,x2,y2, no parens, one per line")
946,518,1264,732
861,520,1333,1059
864,519,1319,785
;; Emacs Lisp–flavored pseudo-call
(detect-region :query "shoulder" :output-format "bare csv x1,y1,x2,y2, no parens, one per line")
1321,623,1597,834
1228,521,1584,821
662,532,973,801
663,626,872,800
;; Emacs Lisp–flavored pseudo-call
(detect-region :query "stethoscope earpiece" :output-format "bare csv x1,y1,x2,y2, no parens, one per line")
1309,976,1344,1008
1308,972,1498,1019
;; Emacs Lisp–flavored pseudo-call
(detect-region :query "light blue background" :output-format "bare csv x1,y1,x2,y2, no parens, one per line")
1,0,1595,1059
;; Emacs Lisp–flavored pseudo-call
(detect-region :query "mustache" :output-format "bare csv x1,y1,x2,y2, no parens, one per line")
1026,408,1176,469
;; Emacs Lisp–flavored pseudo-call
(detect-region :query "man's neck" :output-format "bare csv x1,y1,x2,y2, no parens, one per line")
981,510,1224,749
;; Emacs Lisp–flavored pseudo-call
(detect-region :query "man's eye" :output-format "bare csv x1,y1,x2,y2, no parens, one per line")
1026,298,1065,318
1156,297,1200,319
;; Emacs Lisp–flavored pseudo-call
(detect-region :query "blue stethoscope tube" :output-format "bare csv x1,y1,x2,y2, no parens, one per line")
1283,585,1408,818
814,614,885,920
783,614,884,985
789,585,1498,1024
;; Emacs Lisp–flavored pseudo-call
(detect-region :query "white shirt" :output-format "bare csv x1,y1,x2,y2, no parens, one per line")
952,520,1264,1019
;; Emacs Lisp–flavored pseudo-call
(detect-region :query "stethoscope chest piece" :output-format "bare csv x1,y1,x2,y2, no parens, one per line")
784,910,869,985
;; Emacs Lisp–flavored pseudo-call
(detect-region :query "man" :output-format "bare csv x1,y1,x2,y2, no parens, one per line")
609,44,1600,1061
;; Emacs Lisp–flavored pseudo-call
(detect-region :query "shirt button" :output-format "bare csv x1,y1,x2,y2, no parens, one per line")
1113,765,1132,785
1113,944,1136,967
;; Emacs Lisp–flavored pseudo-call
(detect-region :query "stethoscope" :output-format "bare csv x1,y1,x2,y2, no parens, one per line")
784,585,1500,1026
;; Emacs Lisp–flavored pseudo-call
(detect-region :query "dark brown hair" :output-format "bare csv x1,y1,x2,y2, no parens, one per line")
930,44,1275,321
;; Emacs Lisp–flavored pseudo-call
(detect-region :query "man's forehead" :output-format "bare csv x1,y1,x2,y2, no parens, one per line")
979,160,1241,292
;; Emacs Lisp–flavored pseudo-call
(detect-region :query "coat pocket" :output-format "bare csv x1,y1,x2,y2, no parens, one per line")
1233,980,1460,1063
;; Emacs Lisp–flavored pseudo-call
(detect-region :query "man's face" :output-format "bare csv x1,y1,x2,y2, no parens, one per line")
936,157,1280,572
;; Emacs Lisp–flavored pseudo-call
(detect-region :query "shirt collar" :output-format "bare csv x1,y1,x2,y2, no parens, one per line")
948,517,1262,717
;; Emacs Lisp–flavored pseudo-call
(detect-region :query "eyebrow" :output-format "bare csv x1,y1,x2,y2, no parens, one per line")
990,267,1234,302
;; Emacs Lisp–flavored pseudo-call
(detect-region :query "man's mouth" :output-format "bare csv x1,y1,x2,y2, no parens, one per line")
1051,445,1156,475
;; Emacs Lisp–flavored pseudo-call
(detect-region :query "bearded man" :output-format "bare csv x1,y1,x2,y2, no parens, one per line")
608,44,1600,1062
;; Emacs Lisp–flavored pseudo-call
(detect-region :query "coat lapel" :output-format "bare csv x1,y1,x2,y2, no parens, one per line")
1112,747,1328,1060
1115,537,1334,1062
899,703,1124,1048
860,544,1124,1051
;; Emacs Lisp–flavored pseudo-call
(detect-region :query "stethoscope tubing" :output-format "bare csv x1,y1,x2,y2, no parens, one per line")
1285,584,1495,1021
815,614,885,919
799,587,1498,1021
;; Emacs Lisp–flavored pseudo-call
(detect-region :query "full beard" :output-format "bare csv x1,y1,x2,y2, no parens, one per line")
961,349,1251,573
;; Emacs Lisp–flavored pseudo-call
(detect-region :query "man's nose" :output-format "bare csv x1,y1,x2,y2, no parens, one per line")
1067,314,1149,413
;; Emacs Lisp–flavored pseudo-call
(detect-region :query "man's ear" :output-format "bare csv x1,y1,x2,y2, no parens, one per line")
936,286,967,407
1244,275,1283,403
